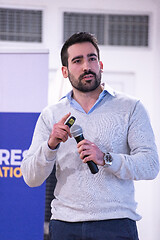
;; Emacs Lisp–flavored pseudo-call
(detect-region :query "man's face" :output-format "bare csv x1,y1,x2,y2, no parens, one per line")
62,42,103,92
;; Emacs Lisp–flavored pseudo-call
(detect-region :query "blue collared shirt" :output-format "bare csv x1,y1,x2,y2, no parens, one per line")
61,84,115,114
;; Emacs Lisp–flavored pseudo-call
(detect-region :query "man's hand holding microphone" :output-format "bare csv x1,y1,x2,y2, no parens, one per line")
48,113,105,174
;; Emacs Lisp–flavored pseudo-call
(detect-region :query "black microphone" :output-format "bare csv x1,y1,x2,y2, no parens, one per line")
71,125,99,174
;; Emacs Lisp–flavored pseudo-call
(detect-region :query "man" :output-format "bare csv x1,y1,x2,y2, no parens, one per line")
21,32,159,240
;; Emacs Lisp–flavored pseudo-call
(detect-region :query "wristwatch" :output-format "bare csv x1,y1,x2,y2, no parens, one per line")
103,152,113,167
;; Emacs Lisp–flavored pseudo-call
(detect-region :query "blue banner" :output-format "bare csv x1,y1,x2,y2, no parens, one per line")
0,112,45,240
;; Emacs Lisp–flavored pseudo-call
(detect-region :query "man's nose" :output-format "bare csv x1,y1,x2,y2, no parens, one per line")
82,60,91,72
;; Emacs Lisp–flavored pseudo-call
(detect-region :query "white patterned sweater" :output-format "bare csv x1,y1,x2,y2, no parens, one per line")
21,91,159,222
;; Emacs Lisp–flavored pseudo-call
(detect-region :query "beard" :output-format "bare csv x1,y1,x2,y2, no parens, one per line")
67,69,102,92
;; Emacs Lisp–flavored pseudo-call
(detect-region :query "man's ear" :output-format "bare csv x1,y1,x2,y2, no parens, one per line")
99,61,103,72
62,66,68,78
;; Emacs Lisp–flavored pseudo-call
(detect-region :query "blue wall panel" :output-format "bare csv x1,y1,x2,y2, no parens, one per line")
0,112,45,240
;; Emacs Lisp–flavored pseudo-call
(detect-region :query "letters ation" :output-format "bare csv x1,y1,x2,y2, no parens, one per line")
0,149,27,178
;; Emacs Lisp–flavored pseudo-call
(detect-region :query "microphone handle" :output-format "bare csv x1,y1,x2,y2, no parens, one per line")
87,160,99,174
75,134,99,174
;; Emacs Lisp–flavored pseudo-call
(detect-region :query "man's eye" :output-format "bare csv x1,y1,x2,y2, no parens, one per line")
90,57,96,61
73,59,81,64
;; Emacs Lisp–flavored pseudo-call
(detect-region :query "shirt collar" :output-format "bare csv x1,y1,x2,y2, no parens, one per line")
61,83,115,101
102,83,115,97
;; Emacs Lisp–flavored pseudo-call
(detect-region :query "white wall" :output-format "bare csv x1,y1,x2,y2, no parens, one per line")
0,50,48,112
0,0,159,239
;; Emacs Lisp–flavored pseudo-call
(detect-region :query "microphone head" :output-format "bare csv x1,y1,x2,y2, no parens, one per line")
70,124,83,138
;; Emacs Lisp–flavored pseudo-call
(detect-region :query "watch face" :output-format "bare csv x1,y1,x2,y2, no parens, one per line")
104,153,112,166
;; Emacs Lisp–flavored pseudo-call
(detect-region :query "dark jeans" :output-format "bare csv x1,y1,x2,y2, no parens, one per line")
49,218,139,240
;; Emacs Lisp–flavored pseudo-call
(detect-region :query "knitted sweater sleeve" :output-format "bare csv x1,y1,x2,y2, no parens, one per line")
107,100,159,180
21,108,56,187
